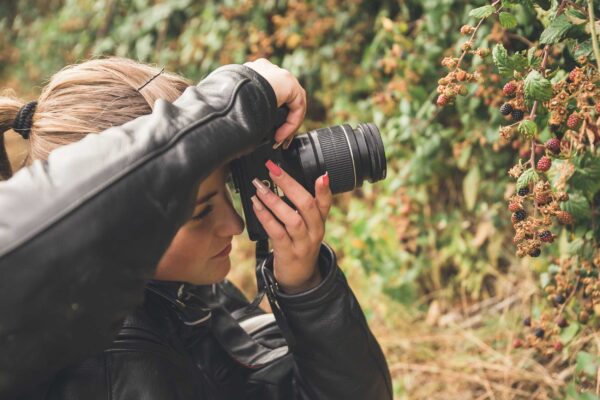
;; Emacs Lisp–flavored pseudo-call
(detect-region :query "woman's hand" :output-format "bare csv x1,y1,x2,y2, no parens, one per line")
250,160,332,294
243,58,306,146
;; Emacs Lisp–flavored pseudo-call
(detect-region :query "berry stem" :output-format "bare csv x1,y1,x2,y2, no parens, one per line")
455,0,501,70
587,0,600,71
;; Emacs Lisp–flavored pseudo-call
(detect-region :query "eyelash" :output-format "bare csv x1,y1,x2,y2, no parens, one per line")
192,205,214,220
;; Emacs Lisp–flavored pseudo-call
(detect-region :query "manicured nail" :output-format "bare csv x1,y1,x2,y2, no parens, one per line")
283,137,293,150
322,171,329,187
251,195,264,210
252,178,270,195
272,141,283,150
265,160,282,177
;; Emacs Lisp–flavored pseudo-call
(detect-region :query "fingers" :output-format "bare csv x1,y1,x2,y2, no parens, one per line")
252,178,309,242
264,161,326,241
274,88,306,144
250,195,292,247
315,172,332,220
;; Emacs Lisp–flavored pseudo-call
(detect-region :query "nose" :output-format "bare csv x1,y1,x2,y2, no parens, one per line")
215,200,244,238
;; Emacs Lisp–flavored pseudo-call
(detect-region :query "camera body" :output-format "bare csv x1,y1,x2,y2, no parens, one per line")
230,113,386,241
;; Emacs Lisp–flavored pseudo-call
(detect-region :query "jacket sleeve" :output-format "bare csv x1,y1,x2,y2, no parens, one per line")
275,243,393,400
0,64,277,397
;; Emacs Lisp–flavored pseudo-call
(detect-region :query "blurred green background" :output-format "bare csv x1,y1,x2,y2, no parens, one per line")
2,0,599,398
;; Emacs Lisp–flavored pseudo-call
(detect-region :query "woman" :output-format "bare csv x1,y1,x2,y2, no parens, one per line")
0,58,392,399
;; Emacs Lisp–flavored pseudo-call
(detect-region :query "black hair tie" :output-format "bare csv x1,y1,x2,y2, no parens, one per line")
12,101,38,140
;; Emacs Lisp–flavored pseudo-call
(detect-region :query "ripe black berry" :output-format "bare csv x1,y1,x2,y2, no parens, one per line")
557,316,568,328
518,187,529,196
511,109,524,121
534,328,545,339
523,316,531,327
539,230,553,242
500,103,513,116
514,209,527,221
529,248,541,257
554,294,566,305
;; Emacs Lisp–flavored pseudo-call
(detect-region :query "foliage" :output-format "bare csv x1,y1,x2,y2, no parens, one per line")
2,0,600,397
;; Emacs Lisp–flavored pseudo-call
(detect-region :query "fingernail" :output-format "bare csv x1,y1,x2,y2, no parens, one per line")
283,137,293,150
252,178,270,195
251,195,264,210
265,160,282,177
272,141,283,150
322,171,329,187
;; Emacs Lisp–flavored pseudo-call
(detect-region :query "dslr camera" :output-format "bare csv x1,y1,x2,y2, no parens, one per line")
231,108,387,241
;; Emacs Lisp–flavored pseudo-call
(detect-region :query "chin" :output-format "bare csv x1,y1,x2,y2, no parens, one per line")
189,257,231,285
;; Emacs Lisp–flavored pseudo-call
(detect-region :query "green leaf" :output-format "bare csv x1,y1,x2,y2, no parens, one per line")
492,44,512,76
560,322,579,344
517,120,537,139
469,5,496,19
510,53,528,72
567,238,585,255
561,192,591,221
576,351,600,378
540,14,573,44
516,168,539,189
527,47,541,69
463,167,480,211
524,70,553,102
499,12,517,29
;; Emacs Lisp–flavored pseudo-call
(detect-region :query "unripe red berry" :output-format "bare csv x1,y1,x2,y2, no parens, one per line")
596,103,600,114
537,156,552,172
553,342,563,352
567,114,580,129
512,338,523,349
437,94,449,106
545,138,561,154
509,202,522,212
503,81,517,96
568,69,578,82
556,211,573,225
535,192,551,206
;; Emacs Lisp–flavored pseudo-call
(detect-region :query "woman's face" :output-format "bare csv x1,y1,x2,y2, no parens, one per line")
153,167,245,285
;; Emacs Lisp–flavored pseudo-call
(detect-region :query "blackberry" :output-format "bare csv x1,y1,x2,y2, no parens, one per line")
511,109,524,122
517,187,529,196
567,114,580,129
537,156,552,172
554,294,566,305
523,316,531,327
554,342,563,352
503,81,517,96
545,138,561,154
500,103,513,116
539,230,553,242
513,209,527,221
529,248,541,257
534,328,545,339
557,316,568,328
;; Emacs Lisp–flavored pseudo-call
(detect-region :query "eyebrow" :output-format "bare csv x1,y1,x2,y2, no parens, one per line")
196,191,217,204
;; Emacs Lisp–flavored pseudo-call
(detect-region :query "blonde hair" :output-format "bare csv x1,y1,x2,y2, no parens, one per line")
0,57,190,180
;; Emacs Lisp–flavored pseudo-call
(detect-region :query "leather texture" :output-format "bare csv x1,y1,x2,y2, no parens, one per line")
0,65,392,399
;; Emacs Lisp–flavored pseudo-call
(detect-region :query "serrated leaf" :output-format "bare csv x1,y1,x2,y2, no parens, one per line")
510,53,528,72
527,47,541,69
469,5,496,19
518,120,537,139
561,192,590,221
540,14,573,44
499,12,517,29
560,322,580,344
568,238,585,255
516,168,539,189
492,44,513,76
524,70,553,102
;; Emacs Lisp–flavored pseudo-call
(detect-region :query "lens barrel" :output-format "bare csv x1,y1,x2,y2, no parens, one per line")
291,122,386,194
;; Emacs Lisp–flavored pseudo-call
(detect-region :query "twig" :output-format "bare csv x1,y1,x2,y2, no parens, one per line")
456,0,502,70
588,0,600,71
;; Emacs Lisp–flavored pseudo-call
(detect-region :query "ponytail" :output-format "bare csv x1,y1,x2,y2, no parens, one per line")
0,93,24,180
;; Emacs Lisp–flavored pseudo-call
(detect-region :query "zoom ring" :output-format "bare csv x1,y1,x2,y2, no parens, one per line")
318,126,356,193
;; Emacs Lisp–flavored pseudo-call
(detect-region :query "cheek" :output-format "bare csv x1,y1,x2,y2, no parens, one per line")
155,224,214,281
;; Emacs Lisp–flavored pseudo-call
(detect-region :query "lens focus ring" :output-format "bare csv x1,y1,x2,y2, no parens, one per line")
316,125,356,193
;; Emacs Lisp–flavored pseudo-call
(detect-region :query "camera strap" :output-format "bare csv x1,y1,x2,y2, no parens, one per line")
249,239,297,352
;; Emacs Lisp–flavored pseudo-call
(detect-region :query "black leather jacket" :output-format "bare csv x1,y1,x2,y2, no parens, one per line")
0,65,392,399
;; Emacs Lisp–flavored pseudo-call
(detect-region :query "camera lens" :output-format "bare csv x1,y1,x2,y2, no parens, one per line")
289,123,386,194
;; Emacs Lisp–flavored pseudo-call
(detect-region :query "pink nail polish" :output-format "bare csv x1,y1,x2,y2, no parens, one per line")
252,178,270,195
265,160,283,177
322,171,329,187
251,195,264,211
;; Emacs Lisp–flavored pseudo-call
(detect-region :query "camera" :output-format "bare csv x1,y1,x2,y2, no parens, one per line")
230,108,387,241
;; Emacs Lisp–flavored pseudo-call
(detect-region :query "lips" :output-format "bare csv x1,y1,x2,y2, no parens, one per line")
212,243,232,258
